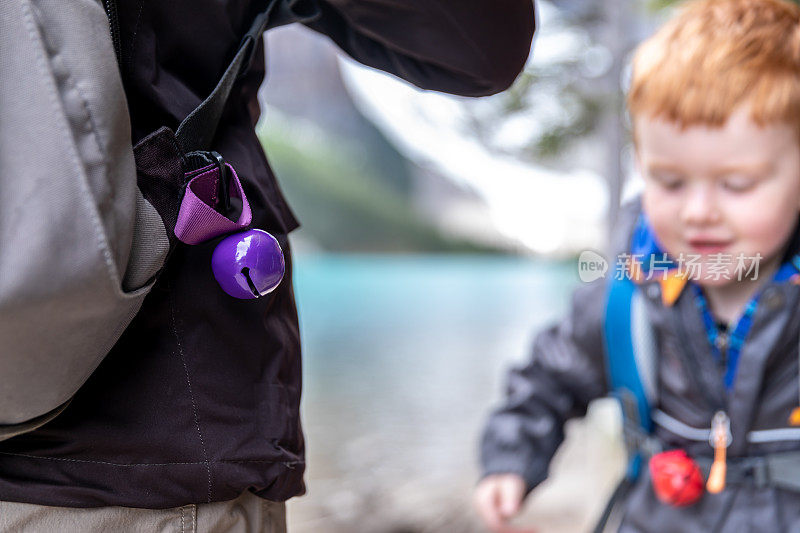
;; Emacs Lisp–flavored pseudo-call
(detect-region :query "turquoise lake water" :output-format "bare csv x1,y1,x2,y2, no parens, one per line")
290,254,580,525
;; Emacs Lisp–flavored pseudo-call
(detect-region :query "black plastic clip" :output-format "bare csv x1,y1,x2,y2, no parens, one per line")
210,151,231,215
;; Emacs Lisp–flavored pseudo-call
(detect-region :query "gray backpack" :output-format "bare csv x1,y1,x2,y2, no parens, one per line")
0,0,299,439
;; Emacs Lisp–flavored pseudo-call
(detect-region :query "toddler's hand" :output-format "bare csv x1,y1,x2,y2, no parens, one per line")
473,473,536,533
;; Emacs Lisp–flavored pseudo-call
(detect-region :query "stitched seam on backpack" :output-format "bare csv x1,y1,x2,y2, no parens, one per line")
57,75,109,216
54,11,132,290
66,76,118,244
21,0,123,291
169,283,213,503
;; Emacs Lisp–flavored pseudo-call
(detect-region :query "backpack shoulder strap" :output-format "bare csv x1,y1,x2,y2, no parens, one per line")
603,273,658,477
173,0,319,152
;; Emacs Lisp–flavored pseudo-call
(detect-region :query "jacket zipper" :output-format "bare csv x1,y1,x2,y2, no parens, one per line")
671,310,725,412
715,331,729,369
102,0,122,68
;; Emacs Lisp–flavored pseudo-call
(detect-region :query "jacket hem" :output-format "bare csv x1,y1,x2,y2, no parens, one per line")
0,454,306,509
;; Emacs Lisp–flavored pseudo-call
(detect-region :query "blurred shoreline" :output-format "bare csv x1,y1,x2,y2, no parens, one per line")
287,253,625,533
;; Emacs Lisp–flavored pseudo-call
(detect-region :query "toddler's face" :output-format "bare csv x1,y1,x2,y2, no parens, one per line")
636,104,800,287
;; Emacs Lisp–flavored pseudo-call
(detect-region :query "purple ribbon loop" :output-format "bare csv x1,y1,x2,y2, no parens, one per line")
174,163,252,245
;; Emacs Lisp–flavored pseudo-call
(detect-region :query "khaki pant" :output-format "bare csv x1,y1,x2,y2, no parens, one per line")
0,491,286,533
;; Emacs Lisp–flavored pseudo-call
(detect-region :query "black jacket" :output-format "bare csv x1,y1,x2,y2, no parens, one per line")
0,0,534,508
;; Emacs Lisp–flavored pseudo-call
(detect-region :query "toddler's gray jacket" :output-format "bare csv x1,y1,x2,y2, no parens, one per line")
481,198,800,532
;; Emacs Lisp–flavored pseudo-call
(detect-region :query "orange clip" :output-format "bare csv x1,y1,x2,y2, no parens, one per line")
706,411,731,494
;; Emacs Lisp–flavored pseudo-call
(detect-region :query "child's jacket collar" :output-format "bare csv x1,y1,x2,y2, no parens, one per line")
626,214,800,307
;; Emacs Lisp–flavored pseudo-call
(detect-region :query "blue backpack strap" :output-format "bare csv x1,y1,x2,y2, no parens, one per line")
592,213,662,533
604,273,657,480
